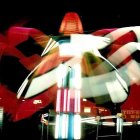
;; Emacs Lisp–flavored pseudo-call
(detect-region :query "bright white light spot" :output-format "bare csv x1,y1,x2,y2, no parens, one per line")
84,107,91,113
33,100,42,104
83,98,87,101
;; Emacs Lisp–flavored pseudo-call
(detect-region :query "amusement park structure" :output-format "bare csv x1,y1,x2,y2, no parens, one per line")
1,12,140,140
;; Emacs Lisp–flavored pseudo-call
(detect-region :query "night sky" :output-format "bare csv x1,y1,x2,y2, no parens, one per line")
0,0,140,34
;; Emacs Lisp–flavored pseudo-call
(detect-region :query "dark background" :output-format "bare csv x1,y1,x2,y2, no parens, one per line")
0,0,140,34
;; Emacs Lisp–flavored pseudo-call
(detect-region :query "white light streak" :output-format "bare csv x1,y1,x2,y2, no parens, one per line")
74,114,81,139
56,89,61,112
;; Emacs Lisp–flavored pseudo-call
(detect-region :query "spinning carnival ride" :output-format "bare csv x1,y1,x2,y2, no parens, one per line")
1,12,140,139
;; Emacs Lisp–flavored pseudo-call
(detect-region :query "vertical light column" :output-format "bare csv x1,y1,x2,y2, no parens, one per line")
55,64,81,140
0,107,3,134
116,113,123,134
55,64,69,139
72,64,81,139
